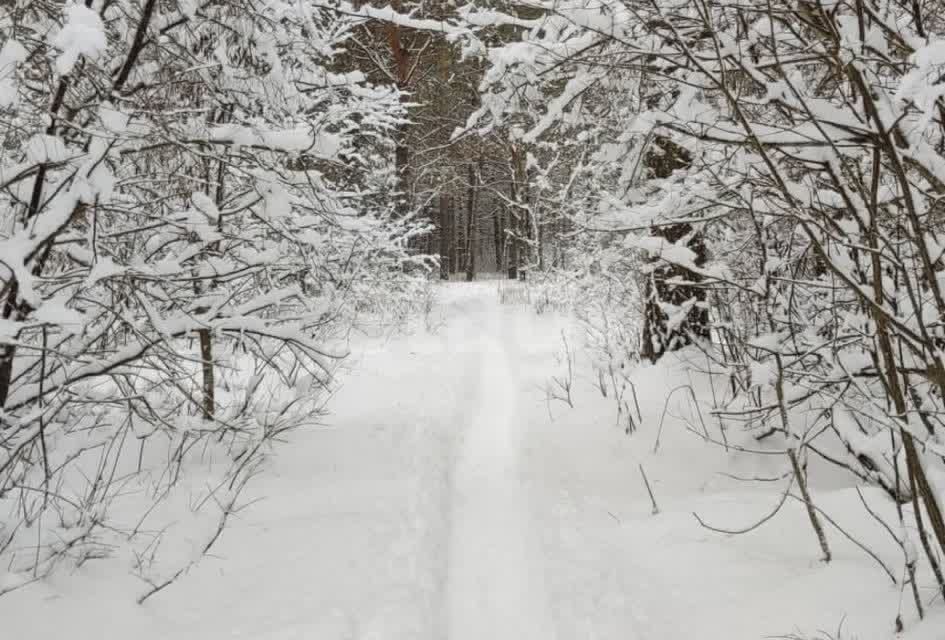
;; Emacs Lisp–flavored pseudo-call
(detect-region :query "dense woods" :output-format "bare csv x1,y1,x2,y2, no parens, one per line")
3,0,945,634
464,0,945,629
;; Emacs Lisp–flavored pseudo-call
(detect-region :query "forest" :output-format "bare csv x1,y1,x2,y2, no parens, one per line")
2,0,945,638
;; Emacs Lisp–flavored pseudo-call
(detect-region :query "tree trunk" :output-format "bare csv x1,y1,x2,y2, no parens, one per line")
553,213,566,269
508,146,532,280
394,130,410,218
493,207,505,274
439,193,451,280
776,354,831,562
0,284,19,408
387,16,411,219
465,163,477,282
456,203,466,273
639,137,709,362
451,196,461,274
518,153,531,281
196,130,228,422
507,180,519,280
199,328,215,420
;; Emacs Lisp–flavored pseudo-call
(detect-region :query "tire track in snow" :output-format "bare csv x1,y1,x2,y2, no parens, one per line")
446,297,556,640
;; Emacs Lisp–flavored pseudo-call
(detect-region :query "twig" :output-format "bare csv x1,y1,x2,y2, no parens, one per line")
654,384,709,453
694,475,795,535
787,494,896,585
639,464,659,515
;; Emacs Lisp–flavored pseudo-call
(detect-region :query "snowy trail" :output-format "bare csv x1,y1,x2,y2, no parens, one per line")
446,300,556,640
3,281,939,640
0,281,567,640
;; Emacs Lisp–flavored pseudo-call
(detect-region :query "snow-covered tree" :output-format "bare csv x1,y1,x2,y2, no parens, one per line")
459,0,945,618
0,0,427,595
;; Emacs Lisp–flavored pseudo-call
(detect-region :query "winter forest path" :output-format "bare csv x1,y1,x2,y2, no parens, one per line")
0,282,574,640
445,289,557,640
4,282,928,639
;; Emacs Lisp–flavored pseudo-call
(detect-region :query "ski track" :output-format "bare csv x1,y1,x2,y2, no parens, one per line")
446,295,556,640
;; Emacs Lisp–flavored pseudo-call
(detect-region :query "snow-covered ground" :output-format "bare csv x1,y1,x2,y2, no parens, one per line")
1,282,941,639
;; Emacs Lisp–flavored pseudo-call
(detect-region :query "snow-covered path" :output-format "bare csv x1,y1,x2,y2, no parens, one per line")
0,282,567,640
3,282,943,639
446,296,556,640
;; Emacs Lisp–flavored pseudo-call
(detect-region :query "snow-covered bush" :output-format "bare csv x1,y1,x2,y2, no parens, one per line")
459,0,945,626
0,0,428,598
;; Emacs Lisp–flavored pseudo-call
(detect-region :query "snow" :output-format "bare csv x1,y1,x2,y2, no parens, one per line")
208,124,341,157
0,283,942,638
24,134,70,165
446,296,556,639
99,102,130,134
52,2,108,76
0,39,27,108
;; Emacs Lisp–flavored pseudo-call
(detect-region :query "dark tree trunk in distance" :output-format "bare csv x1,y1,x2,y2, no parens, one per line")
451,196,460,275
640,137,710,363
465,163,478,282
507,183,519,280
493,208,504,273
439,193,451,280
